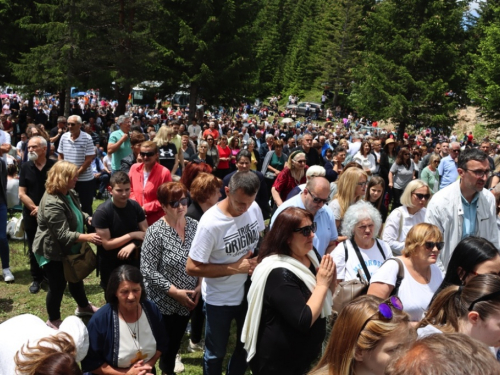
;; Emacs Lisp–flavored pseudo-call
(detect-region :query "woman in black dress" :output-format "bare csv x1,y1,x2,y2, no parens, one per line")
242,207,335,375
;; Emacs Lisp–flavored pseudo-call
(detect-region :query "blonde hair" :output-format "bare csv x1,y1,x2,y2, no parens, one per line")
154,125,173,147
287,151,306,183
333,168,368,218
15,332,81,375
45,161,78,195
402,223,442,257
400,179,431,208
311,295,414,375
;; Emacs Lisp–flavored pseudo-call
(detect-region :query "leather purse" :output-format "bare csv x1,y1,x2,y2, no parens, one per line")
62,242,97,283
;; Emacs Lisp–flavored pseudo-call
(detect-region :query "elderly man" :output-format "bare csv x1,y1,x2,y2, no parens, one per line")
426,148,499,270
57,115,96,217
49,116,67,151
270,177,338,256
437,141,460,189
293,133,321,167
107,115,132,174
19,136,56,292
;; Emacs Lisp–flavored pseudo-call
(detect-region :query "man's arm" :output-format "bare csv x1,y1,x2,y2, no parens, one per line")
58,152,64,161
325,240,337,255
95,227,145,251
78,154,95,176
18,186,37,212
138,219,148,232
107,133,128,155
186,253,256,278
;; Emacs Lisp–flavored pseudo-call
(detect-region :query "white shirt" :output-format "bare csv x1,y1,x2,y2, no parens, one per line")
383,206,426,255
103,154,112,171
353,152,377,174
117,311,157,368
188,124,202,139
189,202,264,306
348,141,361,156
331,239,392,281
370,258,443,321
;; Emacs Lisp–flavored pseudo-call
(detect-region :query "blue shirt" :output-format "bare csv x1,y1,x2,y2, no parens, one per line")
270,193,338,256
461,192,479,239
438,155,459,189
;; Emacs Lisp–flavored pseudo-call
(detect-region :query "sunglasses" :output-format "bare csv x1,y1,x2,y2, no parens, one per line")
413,193,430,200
293,222,317,237
424,241,444,251
360,296,404,331
468,290,500,311
294,159,307,164
307,190,328,204
67,122,78,126
168,197,189,208
140,151,156,157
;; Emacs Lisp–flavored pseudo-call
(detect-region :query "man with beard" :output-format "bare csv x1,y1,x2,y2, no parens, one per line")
19,136,56,293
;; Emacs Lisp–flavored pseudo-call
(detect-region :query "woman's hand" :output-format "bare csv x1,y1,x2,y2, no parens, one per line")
172,289,197,310
126,360,152,375
316,255,336,288
86,233,102,246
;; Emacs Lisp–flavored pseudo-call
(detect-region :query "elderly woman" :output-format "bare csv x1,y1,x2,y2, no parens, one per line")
369,223,444,321
271,150,308,206
33,161,102,329
129,141,172,226
140,182,201,375
389,147,415,209
241,207,335,375
190,140,214,169
420,153,441,193
180,135,195,167
331,200,392,283
82,265,167,375
310,295,414,375
382,179,431,255
154,126,179,175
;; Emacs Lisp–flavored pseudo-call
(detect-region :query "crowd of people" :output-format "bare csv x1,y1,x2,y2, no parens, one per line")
1,92,500,374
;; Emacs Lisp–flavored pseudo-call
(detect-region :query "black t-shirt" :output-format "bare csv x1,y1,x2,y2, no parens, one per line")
92,199,146,259
292,146,321,167
49,126,64,150
158,143,177,172
19,159,56,215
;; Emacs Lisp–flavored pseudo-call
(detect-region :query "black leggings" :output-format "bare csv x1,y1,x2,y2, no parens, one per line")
391,187,404,210
44,260,89,321
160,313,191,375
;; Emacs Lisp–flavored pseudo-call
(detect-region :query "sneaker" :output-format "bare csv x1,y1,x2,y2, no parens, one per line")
75,303,99,317
29,280,41,294
46,319,62,329
187,339,205,353
2,268,14,283
174,354,185,373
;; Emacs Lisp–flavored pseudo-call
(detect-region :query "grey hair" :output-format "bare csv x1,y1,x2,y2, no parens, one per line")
341,200,382,238
57,116,67,123
67,115,82,125
265,134,274,140
117,115,129,125
198,140,208,151
228,171,260,196
30,135,47,148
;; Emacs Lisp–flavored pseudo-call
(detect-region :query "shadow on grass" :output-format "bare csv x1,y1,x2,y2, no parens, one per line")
0,298,14,312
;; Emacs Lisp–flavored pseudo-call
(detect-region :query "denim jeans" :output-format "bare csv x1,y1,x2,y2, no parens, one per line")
0,203,9,269
203,302,247,375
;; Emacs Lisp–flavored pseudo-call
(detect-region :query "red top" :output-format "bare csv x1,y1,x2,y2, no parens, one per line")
203,129,220,140
217,145,231,170
129,162,172,225
273,166,308,202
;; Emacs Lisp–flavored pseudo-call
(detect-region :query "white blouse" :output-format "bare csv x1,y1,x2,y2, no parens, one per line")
118,310,157,368
382,206,426,255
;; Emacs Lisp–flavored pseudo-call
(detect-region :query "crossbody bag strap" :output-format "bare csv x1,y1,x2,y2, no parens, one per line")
375,239,387,260
349,237,372,283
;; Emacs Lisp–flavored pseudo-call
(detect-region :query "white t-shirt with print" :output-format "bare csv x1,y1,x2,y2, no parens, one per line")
189,202,264,306
370,258,443,321
331,239,392,282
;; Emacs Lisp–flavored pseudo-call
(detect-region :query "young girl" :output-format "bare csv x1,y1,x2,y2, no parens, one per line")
366,176,388,224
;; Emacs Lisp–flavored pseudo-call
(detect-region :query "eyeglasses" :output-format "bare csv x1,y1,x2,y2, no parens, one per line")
464,169,492,178
360,296,404,332
424,241,444,251
413,193,430,200
433,161,440,164
307,190,328,204
468,290,500,311
451,149,461,153
357,181,368,187
293,222,317,237
67,122,78,126
168,197,189,208
140,151,156,157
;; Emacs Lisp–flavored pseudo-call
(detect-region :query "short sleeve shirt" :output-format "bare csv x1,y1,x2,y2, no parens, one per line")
19,159,56,215
189,202,264,306
57,131,95,181
108,129,131,171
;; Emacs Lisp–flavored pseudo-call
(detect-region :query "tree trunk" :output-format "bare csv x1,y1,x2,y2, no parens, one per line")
115,84,130,116
333,90,339,106
59,89,66,117
189,83,199,121
64,84,71,117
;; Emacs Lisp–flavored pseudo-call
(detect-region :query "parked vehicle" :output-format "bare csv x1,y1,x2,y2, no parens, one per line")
285,101,324,119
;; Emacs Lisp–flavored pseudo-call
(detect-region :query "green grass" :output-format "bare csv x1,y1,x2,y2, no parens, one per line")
0,198,245,375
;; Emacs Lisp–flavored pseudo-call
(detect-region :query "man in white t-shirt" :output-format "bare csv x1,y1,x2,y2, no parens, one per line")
187,172,264,375
188,119,202,144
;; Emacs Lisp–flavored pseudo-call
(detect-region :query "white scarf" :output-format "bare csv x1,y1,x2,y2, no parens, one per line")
241,251,332,362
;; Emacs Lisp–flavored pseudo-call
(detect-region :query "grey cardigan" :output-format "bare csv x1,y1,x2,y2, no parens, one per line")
33,190,89,262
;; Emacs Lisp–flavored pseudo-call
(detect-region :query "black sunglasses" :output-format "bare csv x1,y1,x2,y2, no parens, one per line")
293,222,317,237
168,197,189,208
424,241,444,251
307,190,328,204
413,193,430,200
140,151,156,157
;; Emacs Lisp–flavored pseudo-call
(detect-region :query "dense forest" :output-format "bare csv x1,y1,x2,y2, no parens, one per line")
1,0,500,134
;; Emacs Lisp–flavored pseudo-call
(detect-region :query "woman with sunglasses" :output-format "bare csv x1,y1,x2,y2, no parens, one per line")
418,274,500,352
420,154,441,193
204,135,219,172
140,182,200,375
432,237,500,299
382,179,431,255
388,147,415,209
242,207,335,375
310,295,415,375
129,141,172,226
271,150,308,207
369,223,444,322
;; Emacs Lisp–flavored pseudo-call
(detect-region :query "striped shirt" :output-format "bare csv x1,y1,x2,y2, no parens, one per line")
57,131,95,181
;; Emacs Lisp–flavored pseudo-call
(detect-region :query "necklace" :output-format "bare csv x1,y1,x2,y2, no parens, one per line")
121,305,139,340
120,305,147,364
